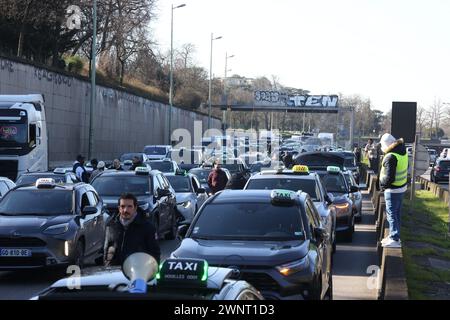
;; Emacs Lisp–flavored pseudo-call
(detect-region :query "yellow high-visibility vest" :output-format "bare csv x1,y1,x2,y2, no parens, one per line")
380,152,408,187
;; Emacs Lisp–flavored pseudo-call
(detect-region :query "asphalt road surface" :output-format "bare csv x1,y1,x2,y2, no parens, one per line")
0,192,379,300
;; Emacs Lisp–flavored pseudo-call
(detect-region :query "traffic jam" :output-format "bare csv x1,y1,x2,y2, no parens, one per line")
0,126,365,301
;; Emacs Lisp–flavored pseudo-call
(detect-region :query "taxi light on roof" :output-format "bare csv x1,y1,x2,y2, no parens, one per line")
156,259,208,288
292,165,309,174
36,178,56,188
327,166,341,174
135,167,150,175
271,189,296,204
53,168,67,174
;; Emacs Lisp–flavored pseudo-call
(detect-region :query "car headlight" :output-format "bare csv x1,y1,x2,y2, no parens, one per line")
276,258,309,277
334,202,351,217
43,223,69,235
177,201,192,209
139,203,150,211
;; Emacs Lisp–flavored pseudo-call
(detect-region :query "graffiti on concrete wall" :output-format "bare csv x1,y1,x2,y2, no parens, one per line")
34,67,73,87
0,58,14,73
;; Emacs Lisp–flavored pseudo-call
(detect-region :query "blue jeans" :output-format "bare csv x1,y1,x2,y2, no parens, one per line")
384,191,404,241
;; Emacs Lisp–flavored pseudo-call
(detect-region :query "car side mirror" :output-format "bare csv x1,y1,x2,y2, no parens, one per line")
314,227,329,244
82,205,97,216
350,186,359,193
326,193,335,204
197,188,206,194
157,188,171,199
177,224,190,241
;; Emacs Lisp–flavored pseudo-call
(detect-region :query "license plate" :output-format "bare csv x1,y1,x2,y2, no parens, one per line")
0,248,32,257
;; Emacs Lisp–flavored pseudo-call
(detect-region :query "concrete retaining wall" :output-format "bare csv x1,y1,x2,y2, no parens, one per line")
0,56,221,163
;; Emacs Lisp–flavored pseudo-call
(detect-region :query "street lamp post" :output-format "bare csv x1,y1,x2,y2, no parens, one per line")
223,52,234,129
208,33,222,130
168,3,186,145
88,0,97,160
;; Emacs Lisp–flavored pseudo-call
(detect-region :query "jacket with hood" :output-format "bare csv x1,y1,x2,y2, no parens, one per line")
379,138,407,190
103,208,161,266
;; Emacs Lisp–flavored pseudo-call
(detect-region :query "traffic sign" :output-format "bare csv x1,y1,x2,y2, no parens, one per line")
413,144,429,177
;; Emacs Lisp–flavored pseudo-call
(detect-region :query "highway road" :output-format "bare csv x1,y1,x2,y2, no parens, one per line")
0,191,379,300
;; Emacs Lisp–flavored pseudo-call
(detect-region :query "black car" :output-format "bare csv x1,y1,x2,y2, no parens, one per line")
0,179,107,269
15,169,79,187
173,189,333,300
219,158,252,181
167,149,203,171
91,167,178,240
330,151,360,184
0,176,15,200
430,157,450,183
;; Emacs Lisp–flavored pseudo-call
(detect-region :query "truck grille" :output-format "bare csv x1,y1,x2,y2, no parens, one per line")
0,160,18,181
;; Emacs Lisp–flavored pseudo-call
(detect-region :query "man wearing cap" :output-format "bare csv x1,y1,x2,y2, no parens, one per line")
90,161,105,182
73,154,89,183
379,133,408,248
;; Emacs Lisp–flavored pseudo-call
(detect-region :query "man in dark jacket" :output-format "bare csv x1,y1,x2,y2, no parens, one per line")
103,193,160,266
73,154,89,183
207,161,229,194
225,172,247,190
379,133,408,248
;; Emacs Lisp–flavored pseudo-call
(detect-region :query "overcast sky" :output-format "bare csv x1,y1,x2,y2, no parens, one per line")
152,0,450,113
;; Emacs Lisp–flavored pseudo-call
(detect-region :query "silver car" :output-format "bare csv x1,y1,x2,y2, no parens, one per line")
0,176,15,200
243,167,337,253
343,171,362,222
164,172,208,223
34,256,264,300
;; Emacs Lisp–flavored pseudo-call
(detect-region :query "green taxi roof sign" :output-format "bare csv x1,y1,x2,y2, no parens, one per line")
327,166,341,174
271,189,296,205
156,258,208,288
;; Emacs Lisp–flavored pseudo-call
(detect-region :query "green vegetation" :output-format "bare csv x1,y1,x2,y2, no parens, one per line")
402,190,450,299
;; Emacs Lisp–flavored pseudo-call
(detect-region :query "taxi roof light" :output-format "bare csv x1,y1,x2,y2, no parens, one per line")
135,167,150,175
53,168,67,174
270,189,296,205
292,165,309,175
36,178,56,188
327,166,341,174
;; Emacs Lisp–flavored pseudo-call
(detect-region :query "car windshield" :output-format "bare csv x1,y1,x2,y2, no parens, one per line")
166,175,191,193
0,190,73,215
144,146,167,155
192,202,305,241
318,173,348,194
120,153,143,162
0,123,27,145
148,162,174,173
189,169,210,183
91,176,150,196
16,174,66,186
344,157,356,167
245,178,319,201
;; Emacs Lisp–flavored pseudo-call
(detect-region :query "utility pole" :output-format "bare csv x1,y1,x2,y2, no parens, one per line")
88,0,97,160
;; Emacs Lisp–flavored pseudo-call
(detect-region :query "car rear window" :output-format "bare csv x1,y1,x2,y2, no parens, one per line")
318,173,348,193
144,147,167,155
438,161,450,170
92,176,150,196
166,175,191,193
245,178,319,201
16,174,66,186
191,202,305,241
149,162,174,173
0,190,73,215
189,169,210,183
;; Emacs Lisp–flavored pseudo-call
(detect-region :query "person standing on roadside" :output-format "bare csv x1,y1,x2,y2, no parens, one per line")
73,154,89,183
365,139,379,173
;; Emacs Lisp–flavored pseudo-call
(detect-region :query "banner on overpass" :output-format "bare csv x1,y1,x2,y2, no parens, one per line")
220,91,339,112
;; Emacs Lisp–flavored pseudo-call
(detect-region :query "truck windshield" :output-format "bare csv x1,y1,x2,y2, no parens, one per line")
0,123,28,145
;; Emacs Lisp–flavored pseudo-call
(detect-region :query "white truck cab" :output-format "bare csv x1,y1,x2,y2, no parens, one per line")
0,94,48,181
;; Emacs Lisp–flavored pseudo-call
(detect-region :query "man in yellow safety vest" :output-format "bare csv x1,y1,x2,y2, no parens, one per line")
379,133,408,248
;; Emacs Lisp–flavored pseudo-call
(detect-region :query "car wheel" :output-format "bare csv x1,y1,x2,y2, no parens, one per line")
165,212,177,240
324,272,333,300
73,241,85,269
